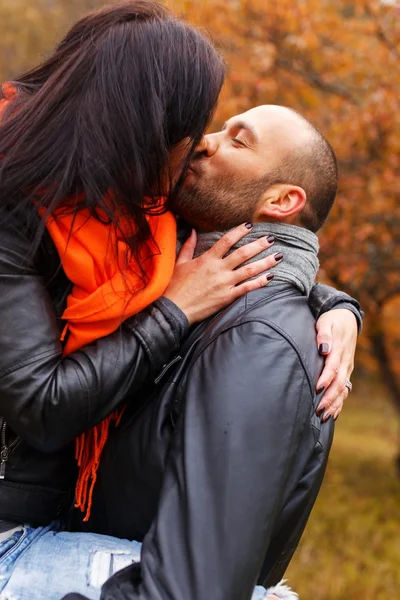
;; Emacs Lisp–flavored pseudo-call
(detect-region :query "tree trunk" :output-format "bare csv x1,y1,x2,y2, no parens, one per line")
369,316,400,476
370,328,400,416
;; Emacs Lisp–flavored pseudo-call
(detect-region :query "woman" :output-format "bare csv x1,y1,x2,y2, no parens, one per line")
0,1,361,598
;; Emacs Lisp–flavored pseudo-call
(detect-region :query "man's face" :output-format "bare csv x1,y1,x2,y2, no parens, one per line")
172,105,309,232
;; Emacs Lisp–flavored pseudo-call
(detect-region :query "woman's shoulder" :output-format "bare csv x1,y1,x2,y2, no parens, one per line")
0,208,58,277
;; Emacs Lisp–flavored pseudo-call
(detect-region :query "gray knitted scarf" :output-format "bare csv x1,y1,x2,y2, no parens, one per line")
193,222,319,296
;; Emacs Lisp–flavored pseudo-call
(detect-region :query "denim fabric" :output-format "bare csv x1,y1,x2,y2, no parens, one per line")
0,525,268,599
0,524,141,600
253,586,269,599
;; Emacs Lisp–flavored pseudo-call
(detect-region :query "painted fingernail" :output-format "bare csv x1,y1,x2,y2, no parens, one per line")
316,404,325,416
266,273,275,282
319,343,329,354
245,222,253,229
322,412,331,422
267,235,275,243
274,252,283,262
316,386,325,395
333,412,339,421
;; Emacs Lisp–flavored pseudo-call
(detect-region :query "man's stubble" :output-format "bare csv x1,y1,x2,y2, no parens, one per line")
172,170,270,233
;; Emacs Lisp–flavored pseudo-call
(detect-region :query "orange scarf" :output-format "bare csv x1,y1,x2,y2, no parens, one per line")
49,208,176,520
0,83,177,520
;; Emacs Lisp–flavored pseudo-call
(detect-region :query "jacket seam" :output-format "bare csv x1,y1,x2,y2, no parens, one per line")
132,321,175,376
0,480,72,494
311,423,321,445
188,316,316,399
254,319,315,395
126,308,179,373
282,370,307,495
130,326,153,364
0,346,60,380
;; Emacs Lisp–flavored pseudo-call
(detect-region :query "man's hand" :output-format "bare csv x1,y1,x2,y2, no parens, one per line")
315,309,358,421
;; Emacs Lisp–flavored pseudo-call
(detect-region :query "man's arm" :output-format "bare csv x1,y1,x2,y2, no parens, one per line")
100,321,317,600
309,282,363,332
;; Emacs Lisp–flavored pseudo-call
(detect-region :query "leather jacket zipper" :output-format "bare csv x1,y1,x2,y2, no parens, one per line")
0,421,19,480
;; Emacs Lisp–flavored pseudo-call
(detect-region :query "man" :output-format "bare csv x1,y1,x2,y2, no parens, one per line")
65,105,360,599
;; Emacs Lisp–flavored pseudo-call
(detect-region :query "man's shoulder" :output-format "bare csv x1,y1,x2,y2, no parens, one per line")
206,284,315,340
196,284,322,382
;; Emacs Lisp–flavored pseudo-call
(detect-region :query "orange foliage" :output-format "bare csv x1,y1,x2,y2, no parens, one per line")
0,0,399,392
168,0,400,396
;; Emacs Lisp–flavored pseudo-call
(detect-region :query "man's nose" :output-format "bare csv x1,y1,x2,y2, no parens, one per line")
195,134,218,157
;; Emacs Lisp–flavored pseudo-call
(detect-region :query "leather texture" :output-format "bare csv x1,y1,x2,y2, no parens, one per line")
0,213,362,534
82,283,335,600
0,221,187,525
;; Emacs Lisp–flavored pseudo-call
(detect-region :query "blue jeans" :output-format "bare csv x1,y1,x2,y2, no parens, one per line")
0,523,269,599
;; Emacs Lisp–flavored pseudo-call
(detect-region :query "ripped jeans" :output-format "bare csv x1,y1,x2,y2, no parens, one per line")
0,522,270,600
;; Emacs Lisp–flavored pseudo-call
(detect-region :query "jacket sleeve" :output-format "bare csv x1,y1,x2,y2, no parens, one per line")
99,321,316,600
309,282,364,333
0,226,188,453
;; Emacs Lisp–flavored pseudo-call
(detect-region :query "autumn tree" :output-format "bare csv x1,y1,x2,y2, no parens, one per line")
0,0,399,414
0,0,99,80
167,0,400,416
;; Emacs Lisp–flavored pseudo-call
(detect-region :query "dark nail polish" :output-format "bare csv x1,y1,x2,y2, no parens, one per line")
316,386,325,395
266,273,274,282
245,222,253,229
316,405,325,416
323,413,331,422
267,235,275,243
274,252,283,262
319,343,329,354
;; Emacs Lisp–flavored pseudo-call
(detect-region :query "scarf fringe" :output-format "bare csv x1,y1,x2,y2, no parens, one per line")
75,406,126,522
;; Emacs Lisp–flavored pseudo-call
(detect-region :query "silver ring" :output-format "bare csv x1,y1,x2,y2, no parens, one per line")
345,380,353,392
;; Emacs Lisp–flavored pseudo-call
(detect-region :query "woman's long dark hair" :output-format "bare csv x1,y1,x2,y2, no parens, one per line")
0,0,225,259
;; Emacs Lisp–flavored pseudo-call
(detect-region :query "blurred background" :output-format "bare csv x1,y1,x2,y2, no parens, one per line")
1,0,399,598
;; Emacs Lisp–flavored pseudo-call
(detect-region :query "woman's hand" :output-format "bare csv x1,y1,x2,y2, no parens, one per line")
164,223,282,325
314,309,358,421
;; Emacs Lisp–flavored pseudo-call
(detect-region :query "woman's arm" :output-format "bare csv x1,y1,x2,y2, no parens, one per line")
309,283,363,420
0,222,279,453
0,224,188,453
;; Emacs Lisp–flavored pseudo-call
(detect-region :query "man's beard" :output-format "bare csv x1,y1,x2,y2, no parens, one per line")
172,170,269,233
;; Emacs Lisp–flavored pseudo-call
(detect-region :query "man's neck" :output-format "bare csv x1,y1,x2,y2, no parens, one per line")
193,222,319,296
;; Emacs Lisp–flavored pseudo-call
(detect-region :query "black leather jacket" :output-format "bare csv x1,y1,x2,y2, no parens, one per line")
0,222,188,525
70,283,354,600
0,218,362,527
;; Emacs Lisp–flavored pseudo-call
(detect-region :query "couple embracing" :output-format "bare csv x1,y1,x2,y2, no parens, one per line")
0,2,361,599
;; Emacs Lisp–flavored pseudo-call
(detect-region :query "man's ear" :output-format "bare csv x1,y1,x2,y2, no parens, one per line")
255,184,307,221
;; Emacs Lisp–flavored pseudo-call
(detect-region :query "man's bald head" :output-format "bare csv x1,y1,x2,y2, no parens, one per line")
174,104,338,233
248,105,338,231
